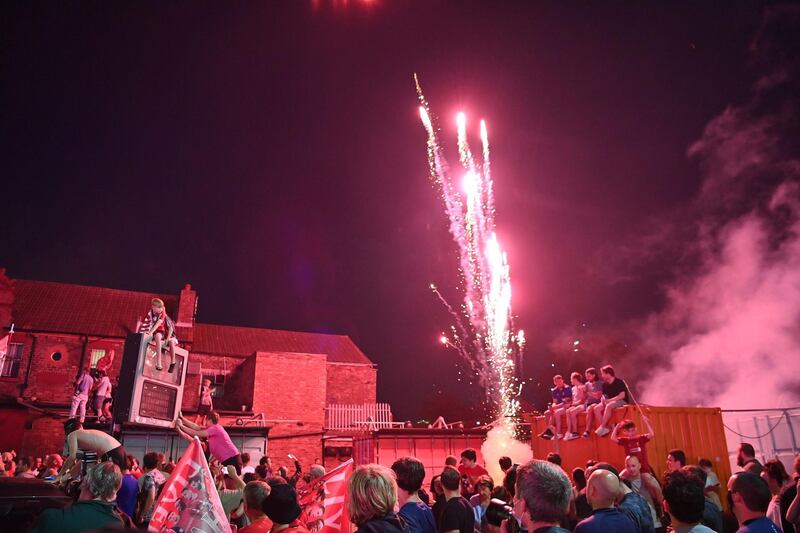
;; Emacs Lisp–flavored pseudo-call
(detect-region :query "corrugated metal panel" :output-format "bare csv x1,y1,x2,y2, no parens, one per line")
529,405,732,510
353,430,487,488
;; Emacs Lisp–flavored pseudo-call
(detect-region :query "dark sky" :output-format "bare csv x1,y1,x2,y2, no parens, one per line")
1,1,774,419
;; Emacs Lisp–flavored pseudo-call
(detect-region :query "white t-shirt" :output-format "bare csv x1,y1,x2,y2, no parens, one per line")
96,376,112,397
242,465,255,475
704,470,722,511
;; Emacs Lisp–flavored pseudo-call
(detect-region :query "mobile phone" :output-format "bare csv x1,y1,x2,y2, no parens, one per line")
288,454,296,460
222,466,230,475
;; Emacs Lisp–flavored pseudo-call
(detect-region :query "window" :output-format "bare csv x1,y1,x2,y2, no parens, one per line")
202,373,226,397
1,343,23,378
90,349,106,368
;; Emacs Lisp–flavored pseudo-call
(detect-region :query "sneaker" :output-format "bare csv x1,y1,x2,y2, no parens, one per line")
168,362,176,374
564,432,579,441
538,428,554,440
555,433,563,440
581,431,590,439
595,426,610,437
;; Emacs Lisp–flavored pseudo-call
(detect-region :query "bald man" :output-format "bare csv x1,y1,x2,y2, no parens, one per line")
574,470,638,533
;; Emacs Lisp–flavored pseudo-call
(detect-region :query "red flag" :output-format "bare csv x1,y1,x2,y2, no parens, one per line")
297,459,353,533
148,438,231,533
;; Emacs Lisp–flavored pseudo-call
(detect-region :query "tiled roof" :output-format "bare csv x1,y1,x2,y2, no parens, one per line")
192,323,373,365
12,279,178,339
11,279,373,365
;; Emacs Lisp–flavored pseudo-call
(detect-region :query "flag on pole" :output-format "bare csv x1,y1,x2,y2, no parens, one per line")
297,459,353,533
148,437,231,533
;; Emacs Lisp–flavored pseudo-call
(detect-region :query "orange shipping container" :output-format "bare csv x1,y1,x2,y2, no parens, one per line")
528,405,732,510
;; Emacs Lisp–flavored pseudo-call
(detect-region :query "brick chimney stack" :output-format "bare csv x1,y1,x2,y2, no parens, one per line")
0,269,14,329
176,283,197,327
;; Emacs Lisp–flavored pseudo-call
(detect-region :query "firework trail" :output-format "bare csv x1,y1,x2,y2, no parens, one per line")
415,75,525,430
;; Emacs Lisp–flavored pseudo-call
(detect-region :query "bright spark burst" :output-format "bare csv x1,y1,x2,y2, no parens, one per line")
415,75,525,431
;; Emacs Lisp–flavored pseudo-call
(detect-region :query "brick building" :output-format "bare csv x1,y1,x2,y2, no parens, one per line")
0,269,377,469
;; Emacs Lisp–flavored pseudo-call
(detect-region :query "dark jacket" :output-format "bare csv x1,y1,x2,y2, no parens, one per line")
357,513,410,533
29,499,129,533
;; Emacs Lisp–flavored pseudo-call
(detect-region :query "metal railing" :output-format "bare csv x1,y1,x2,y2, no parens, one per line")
326,403,403,431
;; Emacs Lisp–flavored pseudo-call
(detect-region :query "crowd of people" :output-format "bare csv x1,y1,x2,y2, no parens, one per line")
342,445,800,533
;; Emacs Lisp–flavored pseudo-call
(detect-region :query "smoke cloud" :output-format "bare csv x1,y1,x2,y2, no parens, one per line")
634,6,800,409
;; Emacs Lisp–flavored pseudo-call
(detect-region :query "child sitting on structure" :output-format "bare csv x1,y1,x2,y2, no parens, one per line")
611,417,657,480
194,378,214,426
140,298,178,372
564,371,587,441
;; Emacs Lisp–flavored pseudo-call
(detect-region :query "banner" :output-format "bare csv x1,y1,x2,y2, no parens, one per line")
297,459,353,533
149,438,231,533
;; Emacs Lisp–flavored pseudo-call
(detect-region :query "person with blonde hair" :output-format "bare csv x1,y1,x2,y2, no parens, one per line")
140,297,178,372
347,464,407,533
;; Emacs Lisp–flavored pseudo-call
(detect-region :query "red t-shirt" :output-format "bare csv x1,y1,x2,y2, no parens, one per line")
240,517,273,533
618,435,651,472
458,464,489,496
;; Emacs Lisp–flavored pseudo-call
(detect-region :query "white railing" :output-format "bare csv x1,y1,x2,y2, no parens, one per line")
326,403,403,431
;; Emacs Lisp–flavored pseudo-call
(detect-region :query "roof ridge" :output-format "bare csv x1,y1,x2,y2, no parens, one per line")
195,321,353,339
15,278,175,299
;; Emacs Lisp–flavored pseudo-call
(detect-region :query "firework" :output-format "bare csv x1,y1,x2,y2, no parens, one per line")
415,75,525,431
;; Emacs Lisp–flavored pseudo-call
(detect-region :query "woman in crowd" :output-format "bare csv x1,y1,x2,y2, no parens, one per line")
762,459,797,533
348,464,407,533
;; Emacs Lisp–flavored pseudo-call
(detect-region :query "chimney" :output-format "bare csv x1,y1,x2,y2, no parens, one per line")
176,283,197,327
0,269,14,329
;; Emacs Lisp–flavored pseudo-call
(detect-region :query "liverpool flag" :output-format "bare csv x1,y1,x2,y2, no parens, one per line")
149,437,231,532
297,459,353,533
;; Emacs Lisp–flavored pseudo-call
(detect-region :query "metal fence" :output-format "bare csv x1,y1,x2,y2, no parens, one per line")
722,407,800,474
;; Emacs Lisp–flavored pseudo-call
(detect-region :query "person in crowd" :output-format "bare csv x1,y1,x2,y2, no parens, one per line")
263,483,311,533
469,475,494,530
126,455,143,479
15,456,37,478
662,469,715,533
59,419,129,480
538,374,572,440
739,444,765,476
240,480,272,533
430,474,446,521
762,459,797,533
572,467,592,521
309,464,326,481
457,448,489,497
31,461,132,533
116,457,139,519
499,456,513,475
242,452,255,475
574,468,638,533
93,369,112,422
140,297,178,372
136,451,166,527
102,394,114,422
176,411,242,473
513,459,572,533
68,366,95,423
546,453,563,467
438,465,474,533
564,371,588,441
259,455,274,478
590,365,630,437
445,456,458,467
699,458,723,511
612,418,656,476
392,457,436,533
728,471,781,532
95,348,115,374
346,464,407,533
484,497,512,533
503,464,518,498
591,462,654,533
667,449,687,473
33,456,44,475
787,469,800,528
195,377,214,425
581,368,604,438
625,455,664,532
683,465,723,533
211,460,247,519
39,453,62,479
255,464,270,480
284,453,303,486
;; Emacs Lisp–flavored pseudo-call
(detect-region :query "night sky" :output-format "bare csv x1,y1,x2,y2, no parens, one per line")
4,1,797,420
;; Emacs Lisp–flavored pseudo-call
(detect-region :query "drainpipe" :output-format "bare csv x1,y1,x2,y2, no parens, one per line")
78,335,89,376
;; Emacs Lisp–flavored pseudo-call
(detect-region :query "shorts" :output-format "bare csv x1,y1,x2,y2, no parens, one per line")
604,399,627,411
101,445,128,470
94,396,107,411
197,403,211,415
221,454,243,475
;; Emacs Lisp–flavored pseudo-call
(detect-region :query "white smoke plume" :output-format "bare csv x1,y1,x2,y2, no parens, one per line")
481,426,532,484
636,6,800,409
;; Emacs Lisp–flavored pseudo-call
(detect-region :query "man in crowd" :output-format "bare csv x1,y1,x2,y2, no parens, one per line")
116,456,139,520
68,366,94,424
240,480,272,533
242,452,255,475
538,374,572,440
468,475,494,530
574,469,638,533
592,365,630,437
663,469,716,533
457,448,489,497
439,465,475,533
261,483,310,533
513,459,572,533
14,456,38,478
136,451,166,528
699,458,723,511
499,456,513,476
683,465,723,533
59,419,129,480
591,462,654,533
738,443,765,476
392,456,436,533
667,449,687,473
727,471,781,532
31,462,132,532
176,411,242,473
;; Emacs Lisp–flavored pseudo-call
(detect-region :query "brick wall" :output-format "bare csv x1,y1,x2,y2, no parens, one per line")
325,363,377,405
24,334,86,402
21,415,66,458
